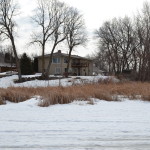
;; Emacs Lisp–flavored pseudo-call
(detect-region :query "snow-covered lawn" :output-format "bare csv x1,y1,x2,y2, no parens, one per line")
0,74,112,88
0,99,150,150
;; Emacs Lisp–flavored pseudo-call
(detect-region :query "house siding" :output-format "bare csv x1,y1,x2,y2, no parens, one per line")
37,53,93,76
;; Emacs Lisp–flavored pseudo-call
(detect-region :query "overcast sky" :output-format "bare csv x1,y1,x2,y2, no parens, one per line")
16,0,148,57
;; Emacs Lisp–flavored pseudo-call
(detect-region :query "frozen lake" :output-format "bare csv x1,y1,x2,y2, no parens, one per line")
0,99,150,150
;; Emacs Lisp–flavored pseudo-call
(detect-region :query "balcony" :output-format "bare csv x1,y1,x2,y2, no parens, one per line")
71,63,88,68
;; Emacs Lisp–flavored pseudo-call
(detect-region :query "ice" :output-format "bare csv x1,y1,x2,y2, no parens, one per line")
0,99,150,150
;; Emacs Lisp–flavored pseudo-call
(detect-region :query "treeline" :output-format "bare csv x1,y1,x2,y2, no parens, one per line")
95,2,150,81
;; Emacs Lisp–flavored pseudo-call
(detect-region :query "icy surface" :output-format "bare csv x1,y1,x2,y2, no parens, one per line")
0,99,150,150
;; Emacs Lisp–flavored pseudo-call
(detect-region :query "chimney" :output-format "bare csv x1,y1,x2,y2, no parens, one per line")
58,50,61,53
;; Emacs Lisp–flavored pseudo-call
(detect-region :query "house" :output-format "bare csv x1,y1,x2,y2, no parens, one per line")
0,53,16,72
35,50,93,76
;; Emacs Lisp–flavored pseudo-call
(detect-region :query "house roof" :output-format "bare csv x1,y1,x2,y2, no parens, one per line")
35,50,92,61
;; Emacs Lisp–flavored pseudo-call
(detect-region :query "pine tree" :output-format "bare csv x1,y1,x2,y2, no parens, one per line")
33,58,38,72
20,53,33,75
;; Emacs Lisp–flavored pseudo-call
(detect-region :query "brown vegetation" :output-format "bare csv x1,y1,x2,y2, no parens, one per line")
0,82,150,106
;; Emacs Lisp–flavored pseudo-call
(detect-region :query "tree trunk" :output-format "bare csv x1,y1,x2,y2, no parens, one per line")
66,47,73,77
10,35,22,81
45,44,57,79
41,44,45,77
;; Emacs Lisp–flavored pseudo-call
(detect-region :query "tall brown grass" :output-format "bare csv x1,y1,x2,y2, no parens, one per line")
0,82,150,106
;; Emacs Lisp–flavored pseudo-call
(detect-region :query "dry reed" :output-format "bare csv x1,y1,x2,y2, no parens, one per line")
0,82,150,106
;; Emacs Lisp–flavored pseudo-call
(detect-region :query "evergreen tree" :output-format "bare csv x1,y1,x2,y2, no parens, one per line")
20,53,33,75
33,58,38,72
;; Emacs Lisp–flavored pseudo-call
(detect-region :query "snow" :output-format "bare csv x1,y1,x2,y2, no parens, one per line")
0,75,150,149
0,99,150,150
0,74,113,88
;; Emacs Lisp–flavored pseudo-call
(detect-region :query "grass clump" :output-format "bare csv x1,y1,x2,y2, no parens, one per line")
0,96,5,105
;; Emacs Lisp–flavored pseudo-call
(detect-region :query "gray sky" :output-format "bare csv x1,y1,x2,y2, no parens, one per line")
16,0,147,57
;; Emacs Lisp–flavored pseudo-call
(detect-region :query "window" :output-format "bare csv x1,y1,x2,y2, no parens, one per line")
55,67,61,74
64,68,72,73
53,57,60,63
64,58,68,63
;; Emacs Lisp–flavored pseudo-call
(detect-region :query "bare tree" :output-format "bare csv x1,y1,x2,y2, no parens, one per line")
65,7,87,77
95,20,120,74
135,2,150,81
0,0,22,81
95,17,138,75
31,0,56,77
45,0,69,78
94,1,150,81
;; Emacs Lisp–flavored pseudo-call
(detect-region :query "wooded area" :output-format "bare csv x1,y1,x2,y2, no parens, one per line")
95,2,150,81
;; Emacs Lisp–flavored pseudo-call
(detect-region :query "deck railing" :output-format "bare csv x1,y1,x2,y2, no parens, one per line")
71,63,88,67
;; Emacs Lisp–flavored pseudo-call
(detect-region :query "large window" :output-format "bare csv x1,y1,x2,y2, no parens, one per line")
53,57,60,63
64,68,67,72
55,67,61,74
64,58,68,63
64,68,72,73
